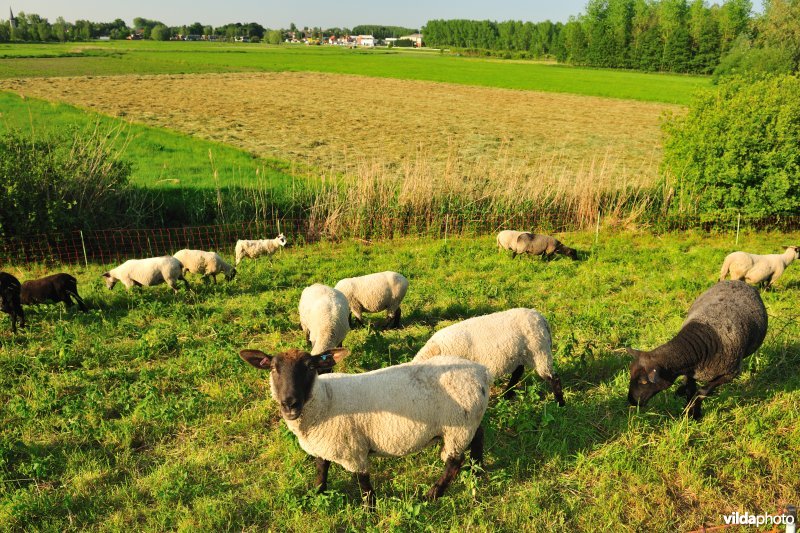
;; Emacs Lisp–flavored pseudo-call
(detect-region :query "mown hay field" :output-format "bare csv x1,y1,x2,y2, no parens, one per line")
1,232,798,531
1,72,678,190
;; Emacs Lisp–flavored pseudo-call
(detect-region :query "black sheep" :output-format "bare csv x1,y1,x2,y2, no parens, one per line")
20,273,88,312
627,280,767,420
0,271,25,333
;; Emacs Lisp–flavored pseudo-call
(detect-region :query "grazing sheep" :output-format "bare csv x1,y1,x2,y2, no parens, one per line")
627,280,767,420
334,271,409,329
497,230,578,260
239,347,489,508
298,284,350,355
234,234,286,266
719,245,799,288
20,273,88,312
0,272,25,333
102,256,189,293
413,308,564,405
173,249,236,283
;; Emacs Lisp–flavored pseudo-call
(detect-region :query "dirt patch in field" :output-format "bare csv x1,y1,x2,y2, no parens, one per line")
1,72,677,187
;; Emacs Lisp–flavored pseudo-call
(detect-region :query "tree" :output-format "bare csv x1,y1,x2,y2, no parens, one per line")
718,0,751,53
267,29,283,44
150,24,170,41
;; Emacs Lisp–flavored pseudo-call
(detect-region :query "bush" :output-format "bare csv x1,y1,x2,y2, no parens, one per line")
0,127,135,238
662,75,800,217
713,39,795,82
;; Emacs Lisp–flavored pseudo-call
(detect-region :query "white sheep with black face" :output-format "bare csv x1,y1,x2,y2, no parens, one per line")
234,234,286,266
298,283,350,355
413,307,564,405
334,271,409,329
102,256,189,293
238,347,489,508
719,245,799,288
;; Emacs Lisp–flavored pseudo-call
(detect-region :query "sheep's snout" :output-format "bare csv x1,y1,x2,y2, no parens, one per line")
281,397,302,420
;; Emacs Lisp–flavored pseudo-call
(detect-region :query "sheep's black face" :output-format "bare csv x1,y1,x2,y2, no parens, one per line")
270,353,319,420
225,268,237,282
239,348,348,421
628,359,672,407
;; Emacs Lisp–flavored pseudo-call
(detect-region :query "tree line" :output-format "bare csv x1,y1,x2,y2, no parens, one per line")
423,0,767,74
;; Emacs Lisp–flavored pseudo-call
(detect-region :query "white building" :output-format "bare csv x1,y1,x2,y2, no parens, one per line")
355,35,375,47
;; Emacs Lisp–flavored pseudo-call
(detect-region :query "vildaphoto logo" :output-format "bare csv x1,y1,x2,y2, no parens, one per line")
722,509,796,528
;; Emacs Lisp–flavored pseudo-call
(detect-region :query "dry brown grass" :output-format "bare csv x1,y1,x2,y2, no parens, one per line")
1,72,677,189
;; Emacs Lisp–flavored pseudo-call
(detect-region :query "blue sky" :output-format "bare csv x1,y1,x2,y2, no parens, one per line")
9,1,589,28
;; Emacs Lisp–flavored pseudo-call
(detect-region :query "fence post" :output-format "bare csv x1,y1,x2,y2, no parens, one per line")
735,213,741,245
80,231,89,268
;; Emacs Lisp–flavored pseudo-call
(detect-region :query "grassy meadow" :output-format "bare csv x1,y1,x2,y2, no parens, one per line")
1,231,798,531
0,42,709,105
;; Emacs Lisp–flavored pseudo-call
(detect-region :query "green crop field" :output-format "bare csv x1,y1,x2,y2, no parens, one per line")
0,41,709,105
1,232,798,531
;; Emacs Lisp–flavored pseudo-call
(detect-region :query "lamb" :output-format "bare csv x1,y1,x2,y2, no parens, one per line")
238,347,489,508
719,245,799,288
627,280,767,420
102,256,189,293
497,230,578,260
20,273,88,312
234,234,286,266
413,308,565,405
173,249,236,283
0,272,25,333
298,284,350,355
334,271,409,329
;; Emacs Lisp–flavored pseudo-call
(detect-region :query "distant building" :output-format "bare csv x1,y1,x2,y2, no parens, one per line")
400,33,424,47
9,7,17,29
355,34,375,47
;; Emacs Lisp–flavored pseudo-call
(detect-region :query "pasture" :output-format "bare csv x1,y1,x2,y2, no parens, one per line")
1,232,798,531
0,42,709,104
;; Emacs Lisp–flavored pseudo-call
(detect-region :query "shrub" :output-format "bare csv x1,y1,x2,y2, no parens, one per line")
0,127,134,239
661,74,800,217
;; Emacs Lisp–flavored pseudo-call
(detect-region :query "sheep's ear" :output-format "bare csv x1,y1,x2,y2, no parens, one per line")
102,272,110,278
311,348,350,371
239,349,273,370
625,347,642,360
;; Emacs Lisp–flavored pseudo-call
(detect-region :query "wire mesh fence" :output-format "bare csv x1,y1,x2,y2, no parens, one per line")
1,213,799,267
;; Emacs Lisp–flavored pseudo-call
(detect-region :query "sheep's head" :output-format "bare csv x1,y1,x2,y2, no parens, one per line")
275,233,287,247
626,348,674,407
239,347,348,420
101,272,118,290
788,245,800,260
225,267,237,282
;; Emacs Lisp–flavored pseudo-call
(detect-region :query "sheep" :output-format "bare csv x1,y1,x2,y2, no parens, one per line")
238,347,489,508
173,249,236,283
627,280,767,420
719,245,799,288
334,271,409,329
234,234,286,266
298,283,350,355
20,273,88,312
497,230,578,260
0,272,25,333
102,256,189,293
413,308,565,405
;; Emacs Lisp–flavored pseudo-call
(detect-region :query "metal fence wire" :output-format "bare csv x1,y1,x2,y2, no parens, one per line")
1,213,799,267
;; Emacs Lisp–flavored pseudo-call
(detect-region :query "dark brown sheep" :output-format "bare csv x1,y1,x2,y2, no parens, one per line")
21,273,88,312
515,232,578,260
0,272,25,333
627,281,767,420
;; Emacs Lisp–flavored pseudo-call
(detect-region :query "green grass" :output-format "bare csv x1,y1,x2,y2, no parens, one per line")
0,91,298,189
1,231,798,530
0,42,709,104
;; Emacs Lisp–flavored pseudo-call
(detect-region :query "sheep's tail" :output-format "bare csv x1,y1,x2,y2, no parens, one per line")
719,255,732,282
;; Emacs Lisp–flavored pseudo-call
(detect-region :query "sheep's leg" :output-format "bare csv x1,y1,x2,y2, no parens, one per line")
315,457,331,493
469,425,484,470
547,374,566,406
687,374,734,420
425,454,464,501
74,294,88,313
675,376,697,401
503,365,525,400
355,472,376,509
